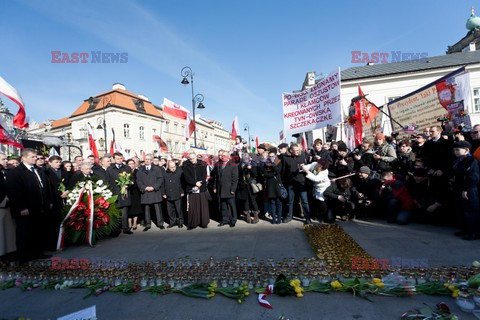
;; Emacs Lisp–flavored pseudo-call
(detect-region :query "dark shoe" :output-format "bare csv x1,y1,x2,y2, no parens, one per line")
218,223,226,227
252,210,260,224
167,224,175,229
123,229,133,234
143,227,150,232
200,225,208,229
187,226,196,230
158,225,165,230
305,219,313,225
283,218,291,224
178,224,184,228
229,222,236,228
454,231,467,237
35,253,52,260
244,211,251,223
133,226,137,230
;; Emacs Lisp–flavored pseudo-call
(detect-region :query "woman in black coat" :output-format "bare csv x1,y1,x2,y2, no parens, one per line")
182,152,210,229
126,159,143,231
236,153,260,224
264,152,283,224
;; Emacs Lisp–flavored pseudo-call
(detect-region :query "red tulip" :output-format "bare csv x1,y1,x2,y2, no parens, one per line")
102,215,110,224
93,220,102,229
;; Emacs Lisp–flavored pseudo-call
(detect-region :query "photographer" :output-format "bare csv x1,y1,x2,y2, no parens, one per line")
354,166,382,219
324,178,359,222
331,142,354,177
393,140,416,181
378,171,413,225
372,133,397,172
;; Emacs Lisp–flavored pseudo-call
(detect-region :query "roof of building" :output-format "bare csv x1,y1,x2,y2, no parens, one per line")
341,50,480,81
70,88,163,118
37,117,71,129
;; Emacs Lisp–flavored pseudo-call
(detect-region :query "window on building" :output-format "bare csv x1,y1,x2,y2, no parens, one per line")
124,124,130,138
174,122,178,134
182,143,186,150
474,88,480,113
175,141,179,151
125,149,131,155
139,126,145,140
167,140,172,151
165,122,170,132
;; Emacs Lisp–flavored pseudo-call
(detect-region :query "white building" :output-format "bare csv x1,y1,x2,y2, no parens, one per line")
28,83,232,160
298,8,480,145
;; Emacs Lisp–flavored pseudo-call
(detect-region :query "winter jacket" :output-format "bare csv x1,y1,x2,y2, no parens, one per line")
283,153,307,185
373,142,397,172
303,163,330,201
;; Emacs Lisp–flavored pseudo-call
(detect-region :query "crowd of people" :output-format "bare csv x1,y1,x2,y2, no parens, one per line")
0,123,479,263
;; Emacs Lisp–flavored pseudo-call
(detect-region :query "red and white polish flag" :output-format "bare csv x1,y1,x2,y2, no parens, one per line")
231,116,239,140
301,132,308,152
0,76,29,129
162,97,189,120
86,124,99,160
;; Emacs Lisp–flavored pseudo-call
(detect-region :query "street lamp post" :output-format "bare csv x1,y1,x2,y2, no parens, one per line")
96,95,111,153
181,66,205,148
243,123,251,150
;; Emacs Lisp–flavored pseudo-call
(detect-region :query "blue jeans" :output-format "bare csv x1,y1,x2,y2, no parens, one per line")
269,198,283,224
388,199,411,225
287,184,310,221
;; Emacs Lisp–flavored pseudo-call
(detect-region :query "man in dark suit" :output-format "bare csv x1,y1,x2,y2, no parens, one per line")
107,152,132,234
137,154,165,231
6,148,53,263
93,155,111,185
44,155,68,251
0,153,7,206
163,161,184,228
68,163,93,188
214,151,239,227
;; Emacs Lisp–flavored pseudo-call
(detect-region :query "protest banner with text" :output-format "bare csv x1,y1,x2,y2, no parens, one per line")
283,68,342,136
387,67,471,133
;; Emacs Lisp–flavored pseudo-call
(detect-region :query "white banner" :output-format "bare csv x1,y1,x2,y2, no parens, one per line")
283,68,342,136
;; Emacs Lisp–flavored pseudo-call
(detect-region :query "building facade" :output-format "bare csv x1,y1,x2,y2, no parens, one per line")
28,83,232,159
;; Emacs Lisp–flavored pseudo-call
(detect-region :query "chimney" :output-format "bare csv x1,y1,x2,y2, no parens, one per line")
138,94,149,101
112,83,126,90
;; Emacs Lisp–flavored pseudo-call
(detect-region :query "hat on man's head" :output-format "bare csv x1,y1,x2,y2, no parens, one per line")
413,168,428,177
337,142,347,152
375,132,385,140
417,133,428,139
257,144,267,150
358,166,371,175
278,143,288,149
453,141,472,149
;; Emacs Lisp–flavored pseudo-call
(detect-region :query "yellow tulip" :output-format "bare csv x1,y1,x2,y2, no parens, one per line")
448,285,455,291
374,282,385,288
297,293,304,298
452,292,459,298
443,283,450,287
244,291,249,296
237,299,242,304
372,278,382,284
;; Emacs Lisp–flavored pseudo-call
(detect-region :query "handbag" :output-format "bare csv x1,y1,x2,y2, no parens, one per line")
274,176,288,199
250,179,263,194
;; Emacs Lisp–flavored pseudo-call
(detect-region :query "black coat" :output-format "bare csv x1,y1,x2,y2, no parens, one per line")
107,164,132,208
236,164,257,201
93,167,110,186
264,163,282,198
182,160,208,193
423,138,453,172
136,165,165,204
163,168,184,201
6,163,53,218
0,170,6,205
214,161,239,199
68,172,91,189
283,153,307,185
44,167,68,212
309,149,333,166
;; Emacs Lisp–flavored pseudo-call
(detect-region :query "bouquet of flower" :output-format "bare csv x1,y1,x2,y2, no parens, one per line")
115,172,133,200
62,178,120,246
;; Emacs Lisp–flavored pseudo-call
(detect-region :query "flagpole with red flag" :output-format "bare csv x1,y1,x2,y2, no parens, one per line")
301,132,308,153
87,123,99,161
231,116,239,141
